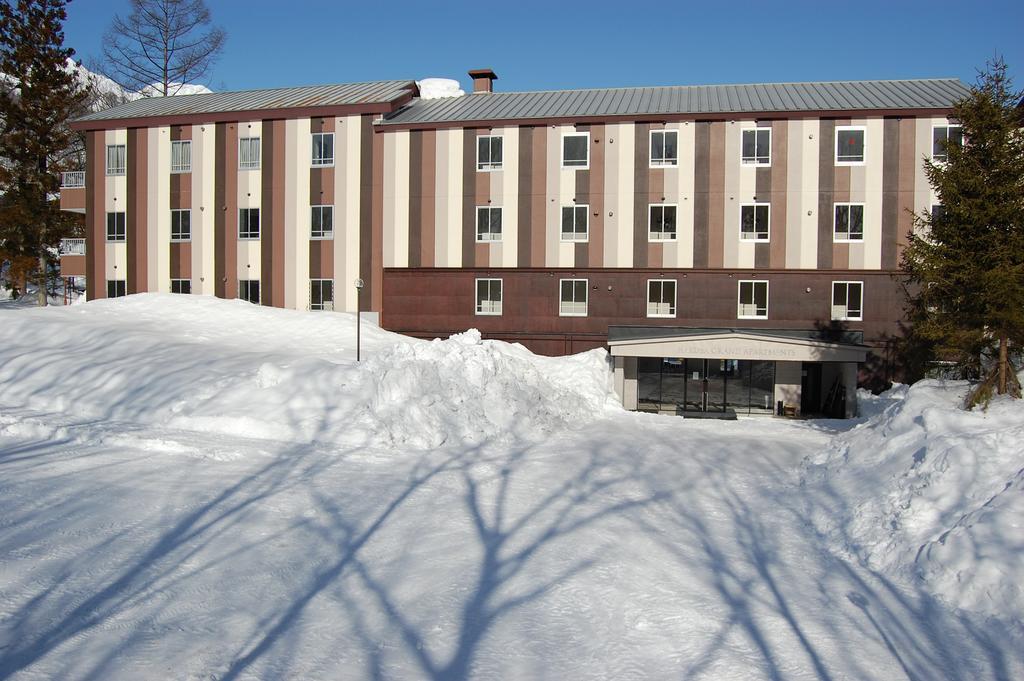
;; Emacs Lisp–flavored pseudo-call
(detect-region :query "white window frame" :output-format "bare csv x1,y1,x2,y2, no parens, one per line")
105,144,126,176
741,127,772,166
737,280,769,320
739,202,771,242
833,202,865,243
106,211,126,242
311,205,334,240
831,280,864,321
310,279,334,311
835,125,866,165
170,140,192,173
238,208,260,240
476,135,503,171
649,129,679,168
311,132,334,167
239,279,260,305
558,278,588,317
648,203,678,242
475,278,503,316
646,279,677,318
170,208,191,242
106,279,127,298
170,278,191,295
931,123,962,162
238,137,261,170
561,131,590,169
560,204,589,242
476,206,503,242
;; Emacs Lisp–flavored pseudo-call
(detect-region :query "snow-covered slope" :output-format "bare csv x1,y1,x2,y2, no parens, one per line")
802,380,1024,623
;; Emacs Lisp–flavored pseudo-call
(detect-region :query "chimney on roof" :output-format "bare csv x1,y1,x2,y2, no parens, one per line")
468,69,497,94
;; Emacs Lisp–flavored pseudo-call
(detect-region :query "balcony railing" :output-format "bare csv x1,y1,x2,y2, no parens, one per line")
59,238,86,255
61,171,85,188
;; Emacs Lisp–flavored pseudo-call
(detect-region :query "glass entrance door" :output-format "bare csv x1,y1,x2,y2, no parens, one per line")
682,359,727,412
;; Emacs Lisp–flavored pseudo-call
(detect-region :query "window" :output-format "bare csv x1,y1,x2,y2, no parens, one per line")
649,204,677,241
171,279,191,294
477,135,503,171
741,128,771,165
311,205,334,239
650,129,678,167
171,209,191,241
171,140,191,173
475,278,502,315
932,125,963,161
559,278,588,316
560,205,589,242
561,132,589,168
931,204,946,223
312,132,334,167
834,203,865,242
106,280,126,298
740,203,770,242
239,280,260,304
647,279,676,318
239,208,260,239
738,280,768,319
832,281,863,321
106,212,126,242
106,144,126,175
310,279,334,311
835,126,865,164
239,137,260,170
476,206,502,242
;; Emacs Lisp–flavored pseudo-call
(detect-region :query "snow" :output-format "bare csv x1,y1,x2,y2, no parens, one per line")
802,379,1024,623
0,295,1021,679
417,77,465,99
138,82,214,97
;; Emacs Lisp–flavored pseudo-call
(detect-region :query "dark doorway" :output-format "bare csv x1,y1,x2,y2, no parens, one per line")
684,359,727,413
801,362,823,415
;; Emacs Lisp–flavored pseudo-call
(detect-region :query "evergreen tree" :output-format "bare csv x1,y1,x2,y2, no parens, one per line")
902,58,1024,406
0,0,88,306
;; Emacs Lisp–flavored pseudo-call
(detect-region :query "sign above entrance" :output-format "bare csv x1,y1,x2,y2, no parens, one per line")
609,331,869,363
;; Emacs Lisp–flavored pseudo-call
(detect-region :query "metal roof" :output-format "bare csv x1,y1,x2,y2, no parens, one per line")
76,80,417,123
606,326,866,345
380,79,969,126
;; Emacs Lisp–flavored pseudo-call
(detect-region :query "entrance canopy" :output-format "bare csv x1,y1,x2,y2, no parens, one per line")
608,327,870,364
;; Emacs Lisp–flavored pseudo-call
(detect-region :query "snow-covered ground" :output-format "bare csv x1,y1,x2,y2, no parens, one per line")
0,295,1021,680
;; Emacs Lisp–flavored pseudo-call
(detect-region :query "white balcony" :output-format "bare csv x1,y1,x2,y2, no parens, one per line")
61,171,85,188
59,238,86,255
647,302,675,317
738,303,767,319
559,300,587,316
476,300,502,315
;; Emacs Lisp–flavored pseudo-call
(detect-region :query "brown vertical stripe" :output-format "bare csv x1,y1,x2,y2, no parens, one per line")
126,128,148,293
574,125,590,267
817,119,835,269
769,120,788,268
408,130,423,267
693,122,710,269
170,242,191,278
359,115,374,310
261,119,286,307
633,123,649,267
214,122,237,299
587,124,605,267
530,128,546,267
370,118,384,311
831,118,852,270
309,239,333,279
897,118,917,267
462,128,478,267
420,130,436,267
517,126,533,266
881,117,901,269
85,131,105,299
708,122,726,269
754,126,772,270
647,125,665,269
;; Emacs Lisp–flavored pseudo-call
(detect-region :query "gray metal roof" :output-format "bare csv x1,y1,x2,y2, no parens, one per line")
380,79,969,126
76,80,417,122
607,326,866,345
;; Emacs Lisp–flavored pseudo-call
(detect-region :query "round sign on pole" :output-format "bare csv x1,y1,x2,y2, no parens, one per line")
354,278,364,289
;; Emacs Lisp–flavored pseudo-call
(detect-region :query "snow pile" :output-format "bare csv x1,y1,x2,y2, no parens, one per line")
0,294,616,449
416,77,465,99
803,379,1024,622
357,329,616,448
139,82,214,97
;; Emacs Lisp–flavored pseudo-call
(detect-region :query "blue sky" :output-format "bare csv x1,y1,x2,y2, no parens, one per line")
63,0,1024,93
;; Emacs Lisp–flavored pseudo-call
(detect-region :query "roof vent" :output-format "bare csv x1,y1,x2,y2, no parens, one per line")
468,69,497,94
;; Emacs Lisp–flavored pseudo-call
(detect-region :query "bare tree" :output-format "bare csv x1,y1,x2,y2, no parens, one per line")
101,0,225,97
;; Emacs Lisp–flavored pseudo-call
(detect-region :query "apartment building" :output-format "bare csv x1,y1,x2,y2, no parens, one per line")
62,71,970,417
